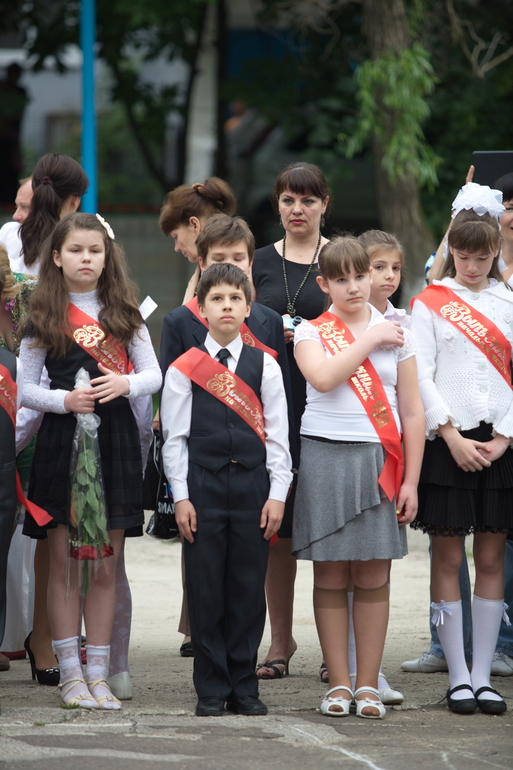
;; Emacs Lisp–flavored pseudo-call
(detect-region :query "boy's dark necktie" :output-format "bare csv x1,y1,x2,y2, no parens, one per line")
217,348,230,368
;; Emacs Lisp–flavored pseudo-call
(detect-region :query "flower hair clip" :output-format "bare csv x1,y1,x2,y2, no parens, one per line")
96,213,115,240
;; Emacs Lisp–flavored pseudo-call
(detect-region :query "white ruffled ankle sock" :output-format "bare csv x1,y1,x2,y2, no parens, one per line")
53,636,97,709
432,600,472,701
471,595,504,703
86,644,121,710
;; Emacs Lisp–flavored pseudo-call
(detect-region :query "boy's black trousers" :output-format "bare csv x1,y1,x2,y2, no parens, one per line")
184,460,270,701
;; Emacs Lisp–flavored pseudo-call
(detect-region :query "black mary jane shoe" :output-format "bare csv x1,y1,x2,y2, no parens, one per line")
446,684,477,714
24,633,60,686
474,686,507,715
226,696,268,716
195,697,225,716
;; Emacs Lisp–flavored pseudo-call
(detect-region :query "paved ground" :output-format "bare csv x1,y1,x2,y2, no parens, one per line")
0,525,511,770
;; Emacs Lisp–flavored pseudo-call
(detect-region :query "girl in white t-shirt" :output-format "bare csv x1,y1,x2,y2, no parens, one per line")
292,236,424,719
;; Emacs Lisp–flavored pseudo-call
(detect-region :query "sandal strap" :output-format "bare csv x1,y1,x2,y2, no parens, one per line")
447,683,474,697
326,685,353,699
87,678,110,689
354,686,380,699
474,685,501,699
59,677,88,696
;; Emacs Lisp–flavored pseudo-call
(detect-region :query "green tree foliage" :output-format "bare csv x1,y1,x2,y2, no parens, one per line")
2,0,213,193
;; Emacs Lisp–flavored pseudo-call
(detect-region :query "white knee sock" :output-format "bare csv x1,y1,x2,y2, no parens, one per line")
471,595,504,702
432,600,472,700
53,636,97,709
86,644,121,710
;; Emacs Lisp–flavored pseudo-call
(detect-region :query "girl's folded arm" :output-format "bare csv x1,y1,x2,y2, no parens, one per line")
295,322,403,393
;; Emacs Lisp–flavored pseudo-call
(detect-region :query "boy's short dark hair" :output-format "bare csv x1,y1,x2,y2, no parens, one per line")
196,214,255,263
197,263,252,306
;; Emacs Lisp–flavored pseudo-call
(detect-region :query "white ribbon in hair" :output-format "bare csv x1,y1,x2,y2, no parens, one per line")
503,602,511,627
430,600,452,627
442,183,505,260
96,213,115,240
451,182,504,221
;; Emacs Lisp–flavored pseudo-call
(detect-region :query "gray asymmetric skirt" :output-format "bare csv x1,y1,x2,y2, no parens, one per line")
292,437,408,562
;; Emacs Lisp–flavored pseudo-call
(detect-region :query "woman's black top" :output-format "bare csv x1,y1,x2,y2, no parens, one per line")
252,243,326,435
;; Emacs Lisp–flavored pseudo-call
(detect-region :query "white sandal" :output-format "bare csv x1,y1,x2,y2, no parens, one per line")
59,677,98,709
320,685,353,717
87,678,122,709
354,686,386,720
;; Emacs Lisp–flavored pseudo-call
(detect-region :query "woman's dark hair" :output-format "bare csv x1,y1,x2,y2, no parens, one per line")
495,172,513,204
20,154,89,268
22,212,142,357
440,209,503,283
271,162,331,212
159,178,237,234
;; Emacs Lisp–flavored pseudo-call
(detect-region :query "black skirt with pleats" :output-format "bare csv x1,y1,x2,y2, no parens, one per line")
24,396,144,538
412,422,513,537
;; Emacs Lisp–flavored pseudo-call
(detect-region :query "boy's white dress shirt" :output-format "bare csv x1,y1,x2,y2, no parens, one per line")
161,332,293,504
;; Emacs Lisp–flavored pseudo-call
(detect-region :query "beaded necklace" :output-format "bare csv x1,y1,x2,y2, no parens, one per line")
281,231,322,317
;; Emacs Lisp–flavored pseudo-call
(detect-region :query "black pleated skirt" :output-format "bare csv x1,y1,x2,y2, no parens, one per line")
412,422,513,536
24,397,144,538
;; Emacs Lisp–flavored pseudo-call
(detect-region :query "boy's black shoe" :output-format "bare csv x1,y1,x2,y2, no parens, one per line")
225,696,268,715
196,697,225,716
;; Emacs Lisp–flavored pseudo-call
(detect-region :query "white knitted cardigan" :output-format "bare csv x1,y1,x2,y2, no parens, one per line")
411,277,513,440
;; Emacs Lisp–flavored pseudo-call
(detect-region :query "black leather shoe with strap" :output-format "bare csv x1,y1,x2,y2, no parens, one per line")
446,684,477,714
474,686,507,715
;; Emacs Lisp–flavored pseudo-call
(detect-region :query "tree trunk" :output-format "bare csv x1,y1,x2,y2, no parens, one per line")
362,0,435,299
214,0,228,179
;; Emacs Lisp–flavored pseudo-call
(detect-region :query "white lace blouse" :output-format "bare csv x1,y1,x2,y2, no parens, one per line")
294,304,416,442
20,290,162,413
411,277,513,439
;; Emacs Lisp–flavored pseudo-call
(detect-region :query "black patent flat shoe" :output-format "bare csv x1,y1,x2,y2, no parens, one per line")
446,683,477,714
24,633,60,686
179,641,194,658
474,685,507,715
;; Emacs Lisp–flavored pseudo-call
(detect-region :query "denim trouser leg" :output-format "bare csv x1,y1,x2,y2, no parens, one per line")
496,538,513,657
429,536,473,659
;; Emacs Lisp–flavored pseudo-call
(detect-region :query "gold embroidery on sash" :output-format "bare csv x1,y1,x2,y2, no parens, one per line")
73,324,105,348
207,372,237,398
241,331,256,347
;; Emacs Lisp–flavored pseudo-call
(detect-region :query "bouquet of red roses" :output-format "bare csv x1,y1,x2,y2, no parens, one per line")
67,368,113,596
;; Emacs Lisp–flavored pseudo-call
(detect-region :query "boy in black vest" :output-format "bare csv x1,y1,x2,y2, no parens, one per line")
161,263,292,716
0,266,21,666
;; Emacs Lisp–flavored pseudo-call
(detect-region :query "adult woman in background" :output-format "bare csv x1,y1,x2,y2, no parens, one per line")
252,162,330,678
20,153,88,273
159,177,237,303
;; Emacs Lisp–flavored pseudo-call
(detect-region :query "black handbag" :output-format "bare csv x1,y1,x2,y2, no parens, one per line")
144,430,179,541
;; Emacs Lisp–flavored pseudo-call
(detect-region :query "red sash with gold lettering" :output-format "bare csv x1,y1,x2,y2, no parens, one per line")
172,346,266,444
411,285,512,386
0,363,52,526
310,312,404,502
185,297,278,360
67,304,132,374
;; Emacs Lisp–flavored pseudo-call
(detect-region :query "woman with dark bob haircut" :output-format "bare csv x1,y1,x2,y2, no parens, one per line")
252,162,330,680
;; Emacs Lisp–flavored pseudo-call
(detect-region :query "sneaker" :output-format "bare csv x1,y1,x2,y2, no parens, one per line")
491,651,513,677
401,651,448,673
